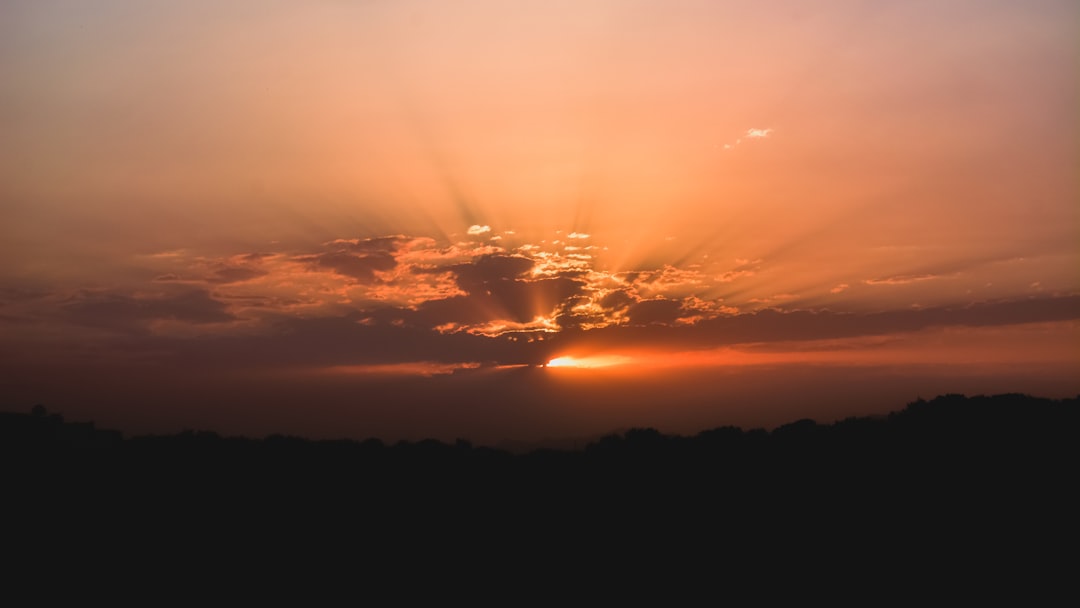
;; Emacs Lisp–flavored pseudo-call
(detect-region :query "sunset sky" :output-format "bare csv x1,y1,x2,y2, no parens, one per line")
2,0,1077,445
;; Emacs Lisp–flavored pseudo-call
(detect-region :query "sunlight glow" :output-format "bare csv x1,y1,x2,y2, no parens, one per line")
546,355,632,369
545,357,576,367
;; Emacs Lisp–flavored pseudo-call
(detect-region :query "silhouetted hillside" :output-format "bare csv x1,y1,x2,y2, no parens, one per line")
4,393,1076,506
4,393,1077,462
4,393,1076,594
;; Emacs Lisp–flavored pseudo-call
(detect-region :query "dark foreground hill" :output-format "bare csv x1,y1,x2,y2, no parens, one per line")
2,393,1077,595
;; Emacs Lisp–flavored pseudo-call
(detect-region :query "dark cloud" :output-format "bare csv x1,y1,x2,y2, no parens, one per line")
598,289,634,312
551,295,601,330
99,294,1079,376
412,275,586,328
225,293,302,305
449,255,534,292
362,254,587,330
303,251,397,282
63,289,234,331
153,313,553,369
148,291,234,323
626,298,684,326
293,237,411,282
208,266,268,284
338,236,409,254
548,295,1080,354
151,264,267,285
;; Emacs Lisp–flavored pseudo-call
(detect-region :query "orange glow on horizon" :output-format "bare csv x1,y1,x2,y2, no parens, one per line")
546,355,633,369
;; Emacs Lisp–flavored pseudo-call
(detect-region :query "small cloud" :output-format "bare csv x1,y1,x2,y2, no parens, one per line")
146,250,186,259
720,127,774,151
467,225,491,236
864,274,939,286
717,269,754,282
830,283,849,294
717,259,762,283
568,232,590,239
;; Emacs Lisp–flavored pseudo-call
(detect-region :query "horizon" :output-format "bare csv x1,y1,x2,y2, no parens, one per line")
2,1,1077,445
6,392,1077,450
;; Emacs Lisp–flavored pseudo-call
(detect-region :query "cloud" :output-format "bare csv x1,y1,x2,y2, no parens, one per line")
864,274,941,286
625,298,684,326
717,259,761,283
547,295,1080,356
145,255,271,286
302,251,397,283
449,255,534,292
331,236,408,254
152,274,184,283
105,294,1080,378
467,225,492,236
39,228,1080,374
412,275,587,332
63,289,235,331
722,128,775,150
622,265,707,297
208,265,268,284
154,313,554,369
748,293,798,305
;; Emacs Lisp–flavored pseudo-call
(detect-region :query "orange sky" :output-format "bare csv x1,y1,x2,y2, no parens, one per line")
1,0,1077,443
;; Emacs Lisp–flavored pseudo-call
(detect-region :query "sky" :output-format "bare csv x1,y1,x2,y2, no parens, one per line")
1,0,1077,445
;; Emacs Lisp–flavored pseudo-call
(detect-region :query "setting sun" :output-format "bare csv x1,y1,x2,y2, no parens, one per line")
545,357,578,368
546,355,633,369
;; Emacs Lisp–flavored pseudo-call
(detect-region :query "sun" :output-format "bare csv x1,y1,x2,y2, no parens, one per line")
545,356,579,368
545,355,632,369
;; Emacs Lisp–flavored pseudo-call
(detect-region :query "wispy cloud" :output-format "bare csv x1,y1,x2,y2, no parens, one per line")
721,127,775,150
864,274,942,286
717,259,762,283
467,224,491,236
